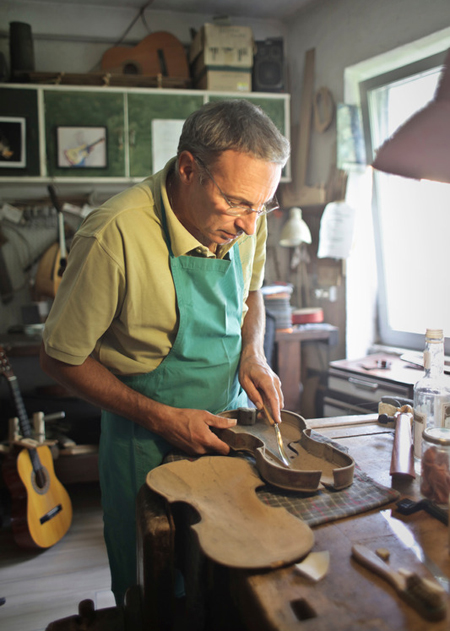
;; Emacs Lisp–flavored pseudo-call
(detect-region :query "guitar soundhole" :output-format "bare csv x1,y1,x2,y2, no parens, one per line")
123,62,139,75
32,466,50,494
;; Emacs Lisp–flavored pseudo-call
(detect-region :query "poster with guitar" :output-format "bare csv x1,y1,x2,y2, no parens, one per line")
56,126,107,169
0,346,72,549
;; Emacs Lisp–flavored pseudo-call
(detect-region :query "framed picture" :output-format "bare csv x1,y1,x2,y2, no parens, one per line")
56,126,107,169
0,117,26,168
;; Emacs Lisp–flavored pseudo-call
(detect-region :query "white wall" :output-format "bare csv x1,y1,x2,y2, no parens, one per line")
285,0,450,188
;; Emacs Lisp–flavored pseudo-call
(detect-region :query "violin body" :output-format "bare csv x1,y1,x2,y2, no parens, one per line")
218,409,355,492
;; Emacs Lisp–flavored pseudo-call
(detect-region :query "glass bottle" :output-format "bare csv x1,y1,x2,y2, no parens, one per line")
413,329,450,470
420,426,450,506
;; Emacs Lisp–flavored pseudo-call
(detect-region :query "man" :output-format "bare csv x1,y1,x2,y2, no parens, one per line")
40,99,290,604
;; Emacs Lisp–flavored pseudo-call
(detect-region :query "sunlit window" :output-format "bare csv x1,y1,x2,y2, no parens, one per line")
360,52,450,353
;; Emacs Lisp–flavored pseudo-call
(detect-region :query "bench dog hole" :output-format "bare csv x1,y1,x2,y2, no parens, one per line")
290,598,317,621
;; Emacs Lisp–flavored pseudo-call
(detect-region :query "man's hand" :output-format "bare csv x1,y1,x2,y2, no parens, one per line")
156,409,237,456
239,351,284,424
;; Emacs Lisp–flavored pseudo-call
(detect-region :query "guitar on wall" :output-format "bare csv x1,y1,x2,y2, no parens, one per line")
101,31,190,79
0,346,72,549
34,185,68,300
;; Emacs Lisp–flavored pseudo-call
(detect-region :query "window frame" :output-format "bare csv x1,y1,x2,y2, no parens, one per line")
359,50,448,353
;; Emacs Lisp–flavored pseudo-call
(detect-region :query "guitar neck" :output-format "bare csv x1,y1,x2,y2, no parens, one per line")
0,345,45,478
9,375,33,439
9,375,46,478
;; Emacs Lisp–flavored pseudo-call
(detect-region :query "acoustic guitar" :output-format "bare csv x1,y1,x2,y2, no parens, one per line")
0,346,73,549
101,31,190,79
34,185,68,300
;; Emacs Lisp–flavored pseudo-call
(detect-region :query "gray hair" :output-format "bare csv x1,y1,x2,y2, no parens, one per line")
176,99,290,169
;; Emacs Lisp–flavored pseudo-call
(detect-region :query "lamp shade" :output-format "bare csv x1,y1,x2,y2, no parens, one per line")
372,48,450,183
279,207,312,247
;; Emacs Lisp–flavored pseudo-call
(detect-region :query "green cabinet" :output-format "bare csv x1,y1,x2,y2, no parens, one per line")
208,94,288,138
44,90,126,178
0,85,290,182
0,87,40,177
127,92,204,177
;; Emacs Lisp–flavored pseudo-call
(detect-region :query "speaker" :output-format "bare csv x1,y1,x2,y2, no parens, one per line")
252,38,284,92
9,22,35,75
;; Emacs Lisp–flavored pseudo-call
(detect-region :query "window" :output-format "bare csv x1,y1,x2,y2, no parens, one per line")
359,51,450,353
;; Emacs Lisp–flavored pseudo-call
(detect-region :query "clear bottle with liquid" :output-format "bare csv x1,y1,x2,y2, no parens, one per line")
413,329,450,470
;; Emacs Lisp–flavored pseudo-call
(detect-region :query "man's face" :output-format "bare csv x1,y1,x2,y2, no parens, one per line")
177,150,282,250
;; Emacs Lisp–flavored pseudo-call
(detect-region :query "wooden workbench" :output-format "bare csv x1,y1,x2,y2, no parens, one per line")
136,414,450,630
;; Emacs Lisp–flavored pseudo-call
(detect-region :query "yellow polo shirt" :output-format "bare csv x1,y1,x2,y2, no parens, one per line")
43,159,267,375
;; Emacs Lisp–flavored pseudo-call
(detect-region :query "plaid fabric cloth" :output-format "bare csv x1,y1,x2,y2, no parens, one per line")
164,431,399,527
256,464,399,526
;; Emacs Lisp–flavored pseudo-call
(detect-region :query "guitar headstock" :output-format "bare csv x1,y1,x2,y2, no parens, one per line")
0,345,15,381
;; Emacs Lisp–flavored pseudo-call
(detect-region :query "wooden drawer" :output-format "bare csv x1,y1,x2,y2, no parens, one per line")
328,368,411,404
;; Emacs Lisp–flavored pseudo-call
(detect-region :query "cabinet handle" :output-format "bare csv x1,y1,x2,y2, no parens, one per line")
348,377,379,391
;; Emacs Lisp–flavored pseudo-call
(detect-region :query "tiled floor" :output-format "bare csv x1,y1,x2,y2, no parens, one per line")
0,483,115,631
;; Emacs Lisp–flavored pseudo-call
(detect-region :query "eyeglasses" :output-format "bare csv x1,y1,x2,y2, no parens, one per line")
195,158,279,217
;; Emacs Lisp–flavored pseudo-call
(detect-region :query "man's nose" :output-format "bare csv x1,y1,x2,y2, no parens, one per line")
235,212,258,235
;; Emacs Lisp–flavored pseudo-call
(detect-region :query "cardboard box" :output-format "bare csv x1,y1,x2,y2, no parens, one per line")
190,23,254,71
194,69,252,92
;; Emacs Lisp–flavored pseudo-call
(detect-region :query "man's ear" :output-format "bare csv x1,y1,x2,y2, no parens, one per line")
177,151,197,185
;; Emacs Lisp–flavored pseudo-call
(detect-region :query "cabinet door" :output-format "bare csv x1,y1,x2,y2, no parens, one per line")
0,87,40,177
127,92,204,178
44,90,125,177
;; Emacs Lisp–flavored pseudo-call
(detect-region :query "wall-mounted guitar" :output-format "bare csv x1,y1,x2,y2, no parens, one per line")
34,185,68,299
101,31,190,80
0,346,72,549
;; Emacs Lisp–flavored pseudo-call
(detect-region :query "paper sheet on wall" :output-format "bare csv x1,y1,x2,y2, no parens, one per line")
151,119,185,173
317,201,356,259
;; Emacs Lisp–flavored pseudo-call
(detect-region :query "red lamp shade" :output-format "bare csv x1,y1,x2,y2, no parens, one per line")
372,48,450,183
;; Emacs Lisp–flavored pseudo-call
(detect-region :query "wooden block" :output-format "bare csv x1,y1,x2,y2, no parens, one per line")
136,484,175,631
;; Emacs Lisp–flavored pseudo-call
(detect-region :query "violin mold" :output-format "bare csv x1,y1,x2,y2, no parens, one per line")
218,409,354,492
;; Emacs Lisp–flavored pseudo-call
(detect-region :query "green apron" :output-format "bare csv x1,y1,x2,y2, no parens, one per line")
99,197,248,604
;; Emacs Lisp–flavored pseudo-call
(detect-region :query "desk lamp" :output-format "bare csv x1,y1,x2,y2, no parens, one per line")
279,207,312,248
279,207,312,308
372,48,450,182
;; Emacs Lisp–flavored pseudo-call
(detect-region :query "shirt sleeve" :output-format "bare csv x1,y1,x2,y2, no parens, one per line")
249,214,267,292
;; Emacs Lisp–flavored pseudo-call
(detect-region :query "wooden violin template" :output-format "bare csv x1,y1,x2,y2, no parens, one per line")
147,456,314,569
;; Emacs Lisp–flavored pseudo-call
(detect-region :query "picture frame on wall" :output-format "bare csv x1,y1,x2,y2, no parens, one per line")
0,116,26,168
56,126,107,169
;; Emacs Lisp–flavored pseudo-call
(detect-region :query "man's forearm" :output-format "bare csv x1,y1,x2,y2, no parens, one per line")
241,289,266,360
39,342,236,455
239,289,284,421
39,343,166,429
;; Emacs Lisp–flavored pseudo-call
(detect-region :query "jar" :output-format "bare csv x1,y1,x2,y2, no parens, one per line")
420,427,450,505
